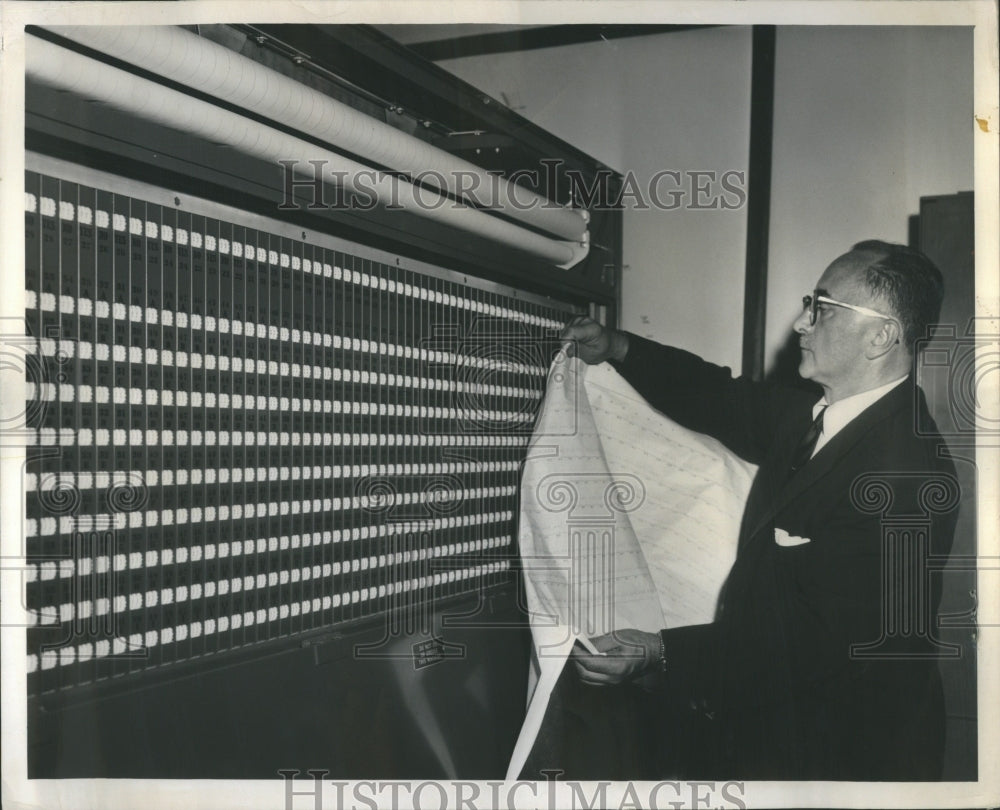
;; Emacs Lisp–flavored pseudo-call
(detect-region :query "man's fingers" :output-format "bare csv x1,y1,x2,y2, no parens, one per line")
573,661,623,686
559,316,615,366
573,652,631,676
589,632,621,653
589,632,645,655
573,656,636,687
559,315,595,339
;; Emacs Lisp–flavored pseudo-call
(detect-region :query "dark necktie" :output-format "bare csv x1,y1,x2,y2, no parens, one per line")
789,405,827,474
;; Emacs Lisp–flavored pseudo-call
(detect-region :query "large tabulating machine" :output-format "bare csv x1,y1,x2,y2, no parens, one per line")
22,24,623,778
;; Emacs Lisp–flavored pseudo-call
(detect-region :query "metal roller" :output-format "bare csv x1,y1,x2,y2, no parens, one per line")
27,35,588,267
45,25,590,244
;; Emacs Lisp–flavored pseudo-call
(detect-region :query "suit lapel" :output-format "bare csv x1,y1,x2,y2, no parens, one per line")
744,381,915,542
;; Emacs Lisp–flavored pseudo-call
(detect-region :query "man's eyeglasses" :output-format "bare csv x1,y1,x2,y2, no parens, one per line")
801,292,896,327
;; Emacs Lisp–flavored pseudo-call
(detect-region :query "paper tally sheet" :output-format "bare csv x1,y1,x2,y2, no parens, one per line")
506,354,756,780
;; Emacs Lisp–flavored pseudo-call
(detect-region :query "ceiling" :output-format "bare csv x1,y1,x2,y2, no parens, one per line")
374,24,537,46
375,23,720,62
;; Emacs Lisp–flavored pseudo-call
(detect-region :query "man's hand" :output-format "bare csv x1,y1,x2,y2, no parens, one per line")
560,316,629,365
571,629,661,686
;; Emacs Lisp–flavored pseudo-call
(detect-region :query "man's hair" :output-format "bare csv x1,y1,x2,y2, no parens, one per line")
850,240,945,349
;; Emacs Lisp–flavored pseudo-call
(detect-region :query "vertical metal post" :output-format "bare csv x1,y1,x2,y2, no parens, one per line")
742,25,776,380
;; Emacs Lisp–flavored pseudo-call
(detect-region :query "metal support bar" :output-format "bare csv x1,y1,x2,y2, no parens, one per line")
741,25,776,381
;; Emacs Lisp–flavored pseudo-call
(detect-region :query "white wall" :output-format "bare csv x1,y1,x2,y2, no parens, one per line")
765,26,974,371
440,27,753,371
437,25,973,375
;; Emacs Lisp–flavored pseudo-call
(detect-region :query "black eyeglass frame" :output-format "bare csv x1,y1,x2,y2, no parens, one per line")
801,292,898,328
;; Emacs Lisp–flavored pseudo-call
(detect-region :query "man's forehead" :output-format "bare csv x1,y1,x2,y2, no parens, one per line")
817,251,874,294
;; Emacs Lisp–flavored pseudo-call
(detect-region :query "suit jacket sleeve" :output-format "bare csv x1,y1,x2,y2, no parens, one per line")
610,332,813,465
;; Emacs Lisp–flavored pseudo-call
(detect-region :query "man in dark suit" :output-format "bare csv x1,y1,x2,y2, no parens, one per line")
562,240,958,780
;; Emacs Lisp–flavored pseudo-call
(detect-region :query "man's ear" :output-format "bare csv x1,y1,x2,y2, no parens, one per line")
864,320,901,359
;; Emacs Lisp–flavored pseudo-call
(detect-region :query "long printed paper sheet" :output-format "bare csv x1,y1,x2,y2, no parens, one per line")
507,355,756,780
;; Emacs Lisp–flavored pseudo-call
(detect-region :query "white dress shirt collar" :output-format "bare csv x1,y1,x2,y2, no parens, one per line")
811,375,909,457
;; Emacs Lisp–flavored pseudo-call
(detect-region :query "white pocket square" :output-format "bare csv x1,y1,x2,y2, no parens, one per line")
774,528,811,547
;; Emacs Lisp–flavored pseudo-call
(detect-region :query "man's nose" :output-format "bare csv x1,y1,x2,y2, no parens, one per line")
793,309,812,334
